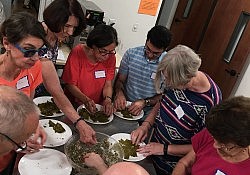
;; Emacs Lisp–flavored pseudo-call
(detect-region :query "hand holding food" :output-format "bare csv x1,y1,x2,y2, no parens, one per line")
84,152,107,169
23,125,46,153
114,92,127,110
103,98,114,116
128,99,145,116
131,126,148,145
77,121,97,144
85,99,97,114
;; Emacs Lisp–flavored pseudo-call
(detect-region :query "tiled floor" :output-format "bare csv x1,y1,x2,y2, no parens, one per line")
11,0,37,18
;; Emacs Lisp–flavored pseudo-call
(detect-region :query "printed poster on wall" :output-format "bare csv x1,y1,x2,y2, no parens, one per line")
138,0,161,16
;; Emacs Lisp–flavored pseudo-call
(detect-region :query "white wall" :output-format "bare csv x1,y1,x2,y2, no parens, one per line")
90,0,163,56
38,1,250,97
38,0,54,21
0,0,11,18
233,53,250,97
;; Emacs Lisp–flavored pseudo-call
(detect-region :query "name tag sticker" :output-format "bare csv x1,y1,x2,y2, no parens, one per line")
151,72,156,79
16,76,29,90
174,105,185,119
95,70,106,78
215,170,226,175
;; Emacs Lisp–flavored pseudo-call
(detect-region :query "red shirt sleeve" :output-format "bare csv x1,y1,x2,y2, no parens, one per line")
62,44,83,86
191,128,213,153
105,54,116,80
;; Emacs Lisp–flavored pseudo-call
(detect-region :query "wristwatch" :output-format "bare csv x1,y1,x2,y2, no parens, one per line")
145,99,151,107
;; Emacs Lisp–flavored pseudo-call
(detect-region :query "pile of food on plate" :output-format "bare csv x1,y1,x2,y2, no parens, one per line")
38,98,61,116
118,108,134,118
48,120,65,133
78,108,109,122
118,139,139,159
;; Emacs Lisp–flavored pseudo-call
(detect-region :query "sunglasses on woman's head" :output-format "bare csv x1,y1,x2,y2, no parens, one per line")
14,44,47,58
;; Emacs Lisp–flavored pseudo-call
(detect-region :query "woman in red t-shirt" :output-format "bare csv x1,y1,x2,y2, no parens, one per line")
62,24,118,116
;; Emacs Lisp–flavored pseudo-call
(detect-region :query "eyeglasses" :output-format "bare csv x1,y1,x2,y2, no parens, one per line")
144,45,163,57
98,48,116,56
14,43,46,58
0,132,27,152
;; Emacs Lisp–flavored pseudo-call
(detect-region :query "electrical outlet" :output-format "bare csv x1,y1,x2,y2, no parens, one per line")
132,23,139,32
108,18,116,25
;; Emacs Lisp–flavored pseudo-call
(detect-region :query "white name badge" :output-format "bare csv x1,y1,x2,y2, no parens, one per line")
151,72,156,79
174,105,185,119
16,76,29,90
215,170,226,175
95,70,106,78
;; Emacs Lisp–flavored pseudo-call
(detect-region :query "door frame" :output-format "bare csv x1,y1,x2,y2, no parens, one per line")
231,52,250,96
157,0,250,97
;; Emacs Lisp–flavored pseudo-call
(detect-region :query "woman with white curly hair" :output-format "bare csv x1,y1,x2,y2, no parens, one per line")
131,45,222,174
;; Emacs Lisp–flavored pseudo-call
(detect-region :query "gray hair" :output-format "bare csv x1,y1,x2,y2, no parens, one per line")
155,45,201,92
0,86,40,138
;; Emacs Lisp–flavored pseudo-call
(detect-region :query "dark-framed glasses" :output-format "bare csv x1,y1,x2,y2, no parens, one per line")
98,48,116,56
0,132,27,152
144,45,163,57
14,43,47,58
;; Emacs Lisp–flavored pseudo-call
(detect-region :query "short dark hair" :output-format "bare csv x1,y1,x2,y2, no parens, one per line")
86,24,118,48
0,12,47,45
206,96,250,147
43,0,85,36
146,25,172,50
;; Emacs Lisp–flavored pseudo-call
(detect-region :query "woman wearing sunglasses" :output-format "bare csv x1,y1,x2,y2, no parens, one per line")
0,11,47,97
38,0,96,144
62,24,118,116
0,12,47,173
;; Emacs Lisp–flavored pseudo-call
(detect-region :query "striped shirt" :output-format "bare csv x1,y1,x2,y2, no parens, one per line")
119,46,165,101
151,73,222,175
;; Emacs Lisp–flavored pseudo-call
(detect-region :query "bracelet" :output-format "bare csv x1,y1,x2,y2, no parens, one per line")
73,118,84,128
164,144,168,155
142,120,152,128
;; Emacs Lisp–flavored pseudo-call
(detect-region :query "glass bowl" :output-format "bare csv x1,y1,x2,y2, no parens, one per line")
64,132,123,175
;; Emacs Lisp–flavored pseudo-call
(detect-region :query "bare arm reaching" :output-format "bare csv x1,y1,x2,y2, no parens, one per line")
41,60,96,144
114,73,127,110
172,149,196,175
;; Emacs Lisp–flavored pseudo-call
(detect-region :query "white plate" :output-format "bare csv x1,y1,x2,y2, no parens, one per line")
33,96,64,117
77,104,114,125
40,119,72,147
114,101,144,121
18,148,72,175
111,133,146,162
